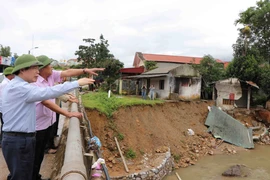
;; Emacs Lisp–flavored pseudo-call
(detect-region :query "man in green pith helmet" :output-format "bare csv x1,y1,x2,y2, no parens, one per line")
32,55,104,180
1,54,95,180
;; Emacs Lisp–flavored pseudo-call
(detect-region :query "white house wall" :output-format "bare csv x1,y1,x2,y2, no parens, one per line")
137,64,201,100
178,77,201,100
215,78,242,110
148,76,201,100
149,76,172,99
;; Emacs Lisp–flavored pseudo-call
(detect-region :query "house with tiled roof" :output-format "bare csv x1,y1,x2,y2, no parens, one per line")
120,52,226,100
132,52,224,67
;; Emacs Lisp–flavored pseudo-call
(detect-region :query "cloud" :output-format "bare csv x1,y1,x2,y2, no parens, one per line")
0,0,257,67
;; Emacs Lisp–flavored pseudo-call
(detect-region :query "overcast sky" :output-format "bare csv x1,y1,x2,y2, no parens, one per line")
0,0,257,67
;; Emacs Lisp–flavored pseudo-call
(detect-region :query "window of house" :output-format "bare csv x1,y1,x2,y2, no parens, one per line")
181,78,190,87
223,99,234,105
159,80,164,90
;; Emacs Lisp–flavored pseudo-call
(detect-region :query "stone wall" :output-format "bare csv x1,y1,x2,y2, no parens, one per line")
110,150,173,180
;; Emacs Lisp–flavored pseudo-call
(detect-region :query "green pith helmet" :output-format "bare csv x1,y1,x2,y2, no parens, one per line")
3,67,14,75
12,54,43,74
36,55,52,69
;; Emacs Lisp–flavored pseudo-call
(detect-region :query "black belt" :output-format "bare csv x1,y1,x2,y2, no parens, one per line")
4,132,36,137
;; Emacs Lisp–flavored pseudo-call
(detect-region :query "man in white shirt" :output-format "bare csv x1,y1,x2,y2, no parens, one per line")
1,54,95,180
0,67,15,147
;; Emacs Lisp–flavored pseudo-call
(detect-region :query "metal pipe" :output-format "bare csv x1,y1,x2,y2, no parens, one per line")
80,101,111,180
60,103,87,180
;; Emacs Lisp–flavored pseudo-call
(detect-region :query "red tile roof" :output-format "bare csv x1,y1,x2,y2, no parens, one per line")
143,53,202,64
141,53,224,64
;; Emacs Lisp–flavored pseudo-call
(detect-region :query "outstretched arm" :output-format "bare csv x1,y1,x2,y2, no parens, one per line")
42,100,82,118
26,78,95,103
61,68,104,78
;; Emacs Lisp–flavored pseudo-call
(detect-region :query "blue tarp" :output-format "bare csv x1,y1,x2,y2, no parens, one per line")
205,106,254,149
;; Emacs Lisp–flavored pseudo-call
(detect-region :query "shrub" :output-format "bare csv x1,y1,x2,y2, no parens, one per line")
117,133,124,141
126,148,136,159
173,154,182,162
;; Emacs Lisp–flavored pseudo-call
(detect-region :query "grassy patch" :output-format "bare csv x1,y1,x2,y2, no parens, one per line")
117,133,124,141
173,154,182,162
125,148,136,159
82,92,164,117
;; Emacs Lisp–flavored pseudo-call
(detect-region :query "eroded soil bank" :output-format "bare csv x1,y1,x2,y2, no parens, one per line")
86,100,257,177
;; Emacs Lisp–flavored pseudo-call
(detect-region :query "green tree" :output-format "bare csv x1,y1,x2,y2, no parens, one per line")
235,0,270,63
75,34,124,90
259,65,270,94
144,61,157,71
231,0,270,105
94,34,114,66
0,45,11,57
193,55,225,97
101,59,124,90
228,33,261,82
75,38,96,68
226,55,259,81
227,0,267,82
75,35,116,68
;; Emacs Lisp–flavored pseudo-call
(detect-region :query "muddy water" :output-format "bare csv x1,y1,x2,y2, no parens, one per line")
164,145,270,180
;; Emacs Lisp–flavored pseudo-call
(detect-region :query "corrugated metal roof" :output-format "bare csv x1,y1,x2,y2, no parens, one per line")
246,81,259,89
125,63,198,79
215,78,260,89
205,106,254,149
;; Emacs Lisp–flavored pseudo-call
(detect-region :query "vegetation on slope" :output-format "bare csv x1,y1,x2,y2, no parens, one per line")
82,92,164,117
